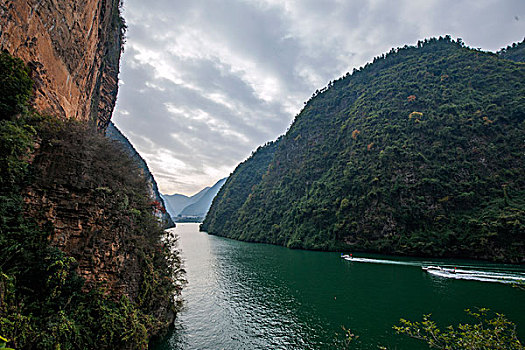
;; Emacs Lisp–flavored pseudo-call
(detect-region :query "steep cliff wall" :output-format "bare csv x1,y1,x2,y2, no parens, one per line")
23,120,176,303
0,0,123,130
0,2,181,347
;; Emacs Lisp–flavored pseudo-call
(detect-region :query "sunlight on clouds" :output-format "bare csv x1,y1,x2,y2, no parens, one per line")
154,152,187,175
205,92,236,110
165,106,251,147
164,25,286,104
145,81,166,91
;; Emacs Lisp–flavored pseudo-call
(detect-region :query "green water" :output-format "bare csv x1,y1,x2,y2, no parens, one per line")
155,223,525,349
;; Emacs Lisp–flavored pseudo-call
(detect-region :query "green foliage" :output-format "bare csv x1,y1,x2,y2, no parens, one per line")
0,120,34,192
394,308,524,349
498,38,525,63
204,37,525,262
201,140,279,235
0,51,33,120
0,52,182,349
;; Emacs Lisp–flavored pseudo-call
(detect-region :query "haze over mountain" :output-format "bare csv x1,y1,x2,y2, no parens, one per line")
203,37,525,263
162,187,210,217
163,178,227,221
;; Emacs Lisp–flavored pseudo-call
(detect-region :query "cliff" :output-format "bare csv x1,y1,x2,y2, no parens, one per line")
0,1,182,348
203,37,525,263
0,0,124,130
0,110,181,348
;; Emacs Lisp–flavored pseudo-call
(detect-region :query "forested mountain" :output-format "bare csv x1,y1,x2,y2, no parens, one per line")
107,122,174,228
202,37,524,263
203,142,279,230
498,39,525,62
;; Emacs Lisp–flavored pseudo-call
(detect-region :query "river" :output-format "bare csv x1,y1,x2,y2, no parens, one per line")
154,223,525,349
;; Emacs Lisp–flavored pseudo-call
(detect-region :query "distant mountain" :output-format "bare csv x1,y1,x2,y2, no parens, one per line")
163,178,226,221
203,37,525,263
162,187,210,218
179,178,227,217
106,122,174,228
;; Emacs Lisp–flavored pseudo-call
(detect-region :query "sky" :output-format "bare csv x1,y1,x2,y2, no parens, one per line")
112,0,525,196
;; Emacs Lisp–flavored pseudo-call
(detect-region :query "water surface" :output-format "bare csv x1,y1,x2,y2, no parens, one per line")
155,223,525,349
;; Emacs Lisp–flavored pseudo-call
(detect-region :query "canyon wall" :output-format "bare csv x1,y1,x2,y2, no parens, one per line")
0,2,179,346
1,0,175,297
0,0,123,130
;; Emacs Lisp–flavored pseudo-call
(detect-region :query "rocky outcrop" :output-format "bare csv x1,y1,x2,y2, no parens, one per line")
24,185,141,298
0,0,124,130
23,121,173,301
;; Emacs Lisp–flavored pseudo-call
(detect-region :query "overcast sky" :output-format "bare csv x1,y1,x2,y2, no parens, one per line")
112,0,525,196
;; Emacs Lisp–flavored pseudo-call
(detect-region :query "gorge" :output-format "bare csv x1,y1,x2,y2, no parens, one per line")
0,0,524,348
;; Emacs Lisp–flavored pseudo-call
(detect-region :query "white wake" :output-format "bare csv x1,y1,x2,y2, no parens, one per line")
341,255,525,285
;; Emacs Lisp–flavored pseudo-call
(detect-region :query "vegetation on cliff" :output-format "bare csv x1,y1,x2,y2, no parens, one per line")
0,52,32,121
106,121,174,228
203,37,524,263
0,52,182,349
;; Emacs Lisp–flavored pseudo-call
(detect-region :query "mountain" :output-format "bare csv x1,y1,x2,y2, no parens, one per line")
0,0,123,130
202,37,525,263
163,178,227,222
498,38,525,63
162,186,210,218
106,122,174,228
179,178,227,217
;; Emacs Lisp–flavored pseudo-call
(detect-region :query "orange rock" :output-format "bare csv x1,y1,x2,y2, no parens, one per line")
0,0,123,130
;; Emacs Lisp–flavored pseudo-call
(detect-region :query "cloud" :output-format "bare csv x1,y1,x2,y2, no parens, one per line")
113,0,525,195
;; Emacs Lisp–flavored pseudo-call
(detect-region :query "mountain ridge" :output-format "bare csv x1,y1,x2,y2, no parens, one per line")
202,37,525,263
179,178,227,218
163,178,227,221
106,122,174,228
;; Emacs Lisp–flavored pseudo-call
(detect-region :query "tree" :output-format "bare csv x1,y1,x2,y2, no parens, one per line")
0,52,32,120
393,308,524,349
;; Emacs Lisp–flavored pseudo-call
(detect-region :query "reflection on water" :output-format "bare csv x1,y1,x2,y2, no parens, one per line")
154,223,525,350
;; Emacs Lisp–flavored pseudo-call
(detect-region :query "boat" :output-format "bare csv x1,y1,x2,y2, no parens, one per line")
422,265,443,271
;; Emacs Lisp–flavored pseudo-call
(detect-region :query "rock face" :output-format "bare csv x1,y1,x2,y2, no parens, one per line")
0,0,123,130
22,121,171,301
0,0,170,300
24,185,140,298
0,1,179,342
